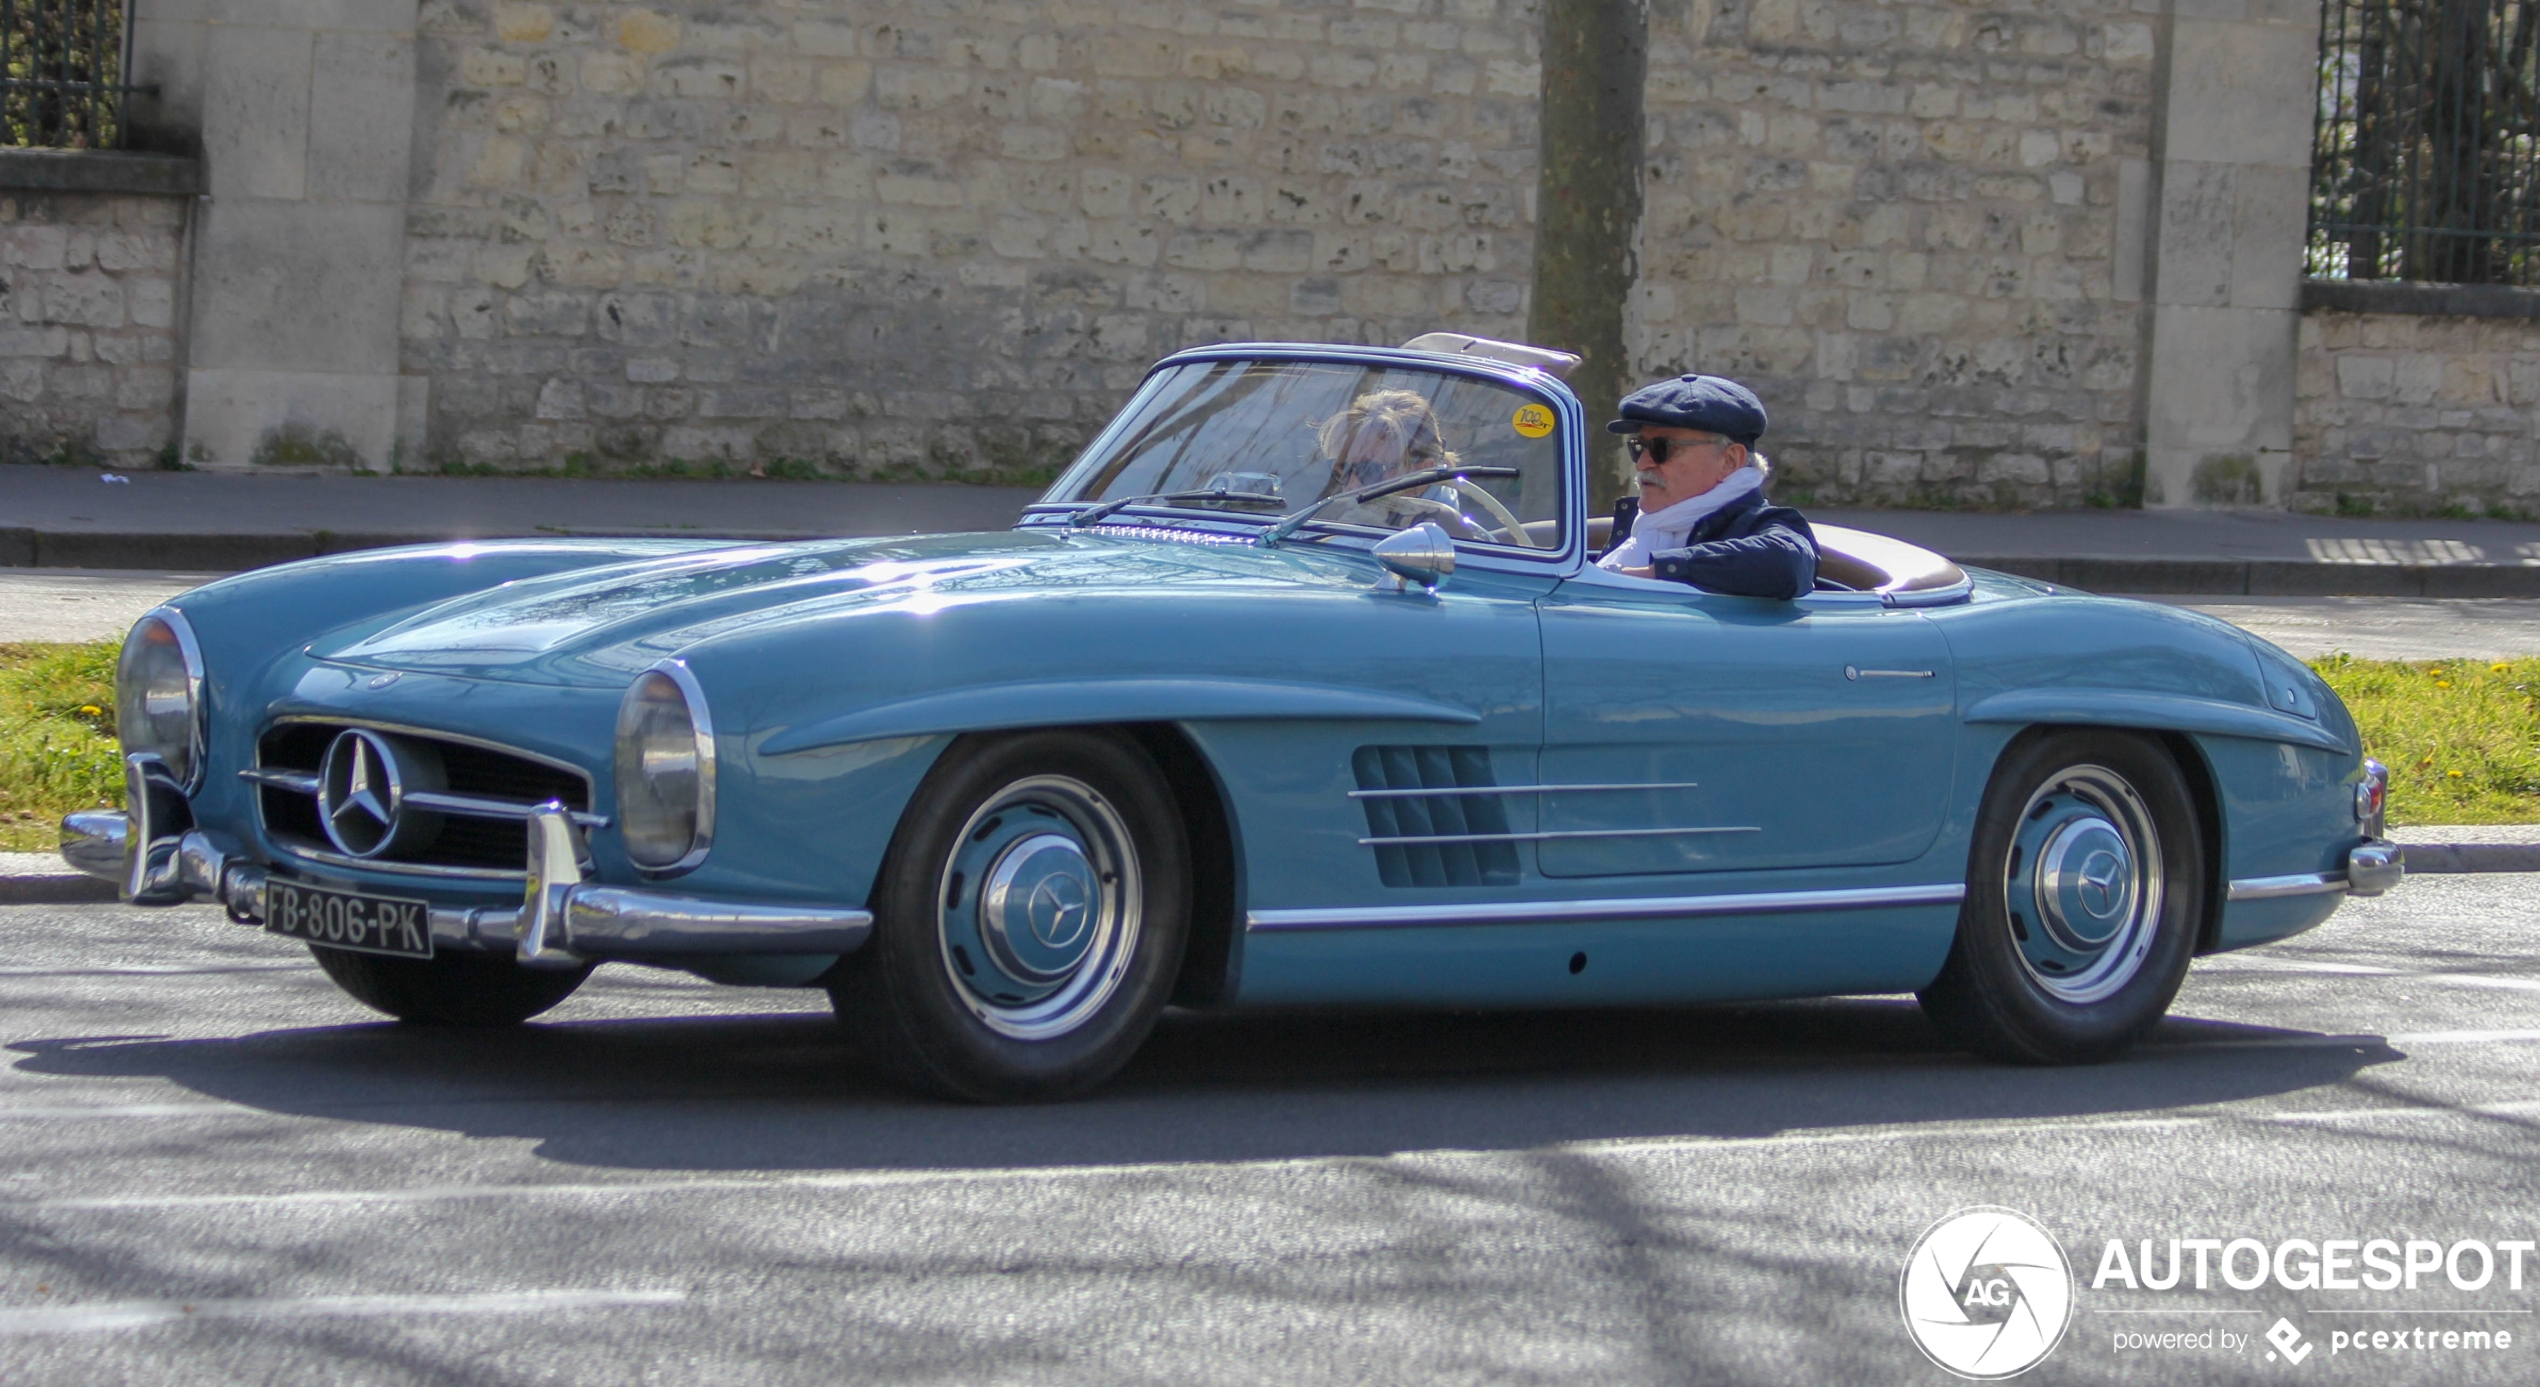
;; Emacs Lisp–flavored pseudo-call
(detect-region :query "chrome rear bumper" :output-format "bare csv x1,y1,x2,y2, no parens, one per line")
60,796,871,967
2224,839,2405,902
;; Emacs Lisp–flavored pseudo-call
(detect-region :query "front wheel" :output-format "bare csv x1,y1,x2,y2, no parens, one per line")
1918,730,2208,1064
309,945,591,1027
831,729,1191,1102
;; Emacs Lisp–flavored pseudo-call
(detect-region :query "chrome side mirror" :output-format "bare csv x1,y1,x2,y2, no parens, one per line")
1371,522,1455,591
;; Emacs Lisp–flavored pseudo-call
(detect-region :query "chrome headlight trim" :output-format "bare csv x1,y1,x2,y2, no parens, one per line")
613,658,717,875
115,607,206,793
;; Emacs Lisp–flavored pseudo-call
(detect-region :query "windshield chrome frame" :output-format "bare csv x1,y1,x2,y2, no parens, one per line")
1018,342,1590,578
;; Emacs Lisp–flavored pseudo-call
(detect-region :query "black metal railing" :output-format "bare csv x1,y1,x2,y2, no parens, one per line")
2308,0,2540,284
2,0,134,149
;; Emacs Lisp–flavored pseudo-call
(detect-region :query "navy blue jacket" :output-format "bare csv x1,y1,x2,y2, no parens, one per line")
1603,486,1819,600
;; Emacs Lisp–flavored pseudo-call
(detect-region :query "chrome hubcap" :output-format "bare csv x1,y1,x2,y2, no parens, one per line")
936,775,1140,1040
2005,766,2163,1004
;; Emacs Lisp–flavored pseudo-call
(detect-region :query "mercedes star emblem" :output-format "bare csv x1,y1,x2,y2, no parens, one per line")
318,729,407,858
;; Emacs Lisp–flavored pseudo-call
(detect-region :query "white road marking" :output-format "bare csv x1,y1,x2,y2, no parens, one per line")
2199,957,2540,993
0,1105,249,1122
0,1288,686,1336
13,1097,2540,1217
0,964,300,976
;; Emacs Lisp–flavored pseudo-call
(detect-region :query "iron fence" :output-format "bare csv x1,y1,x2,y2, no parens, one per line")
2308,0,2540,284
2,0,134,149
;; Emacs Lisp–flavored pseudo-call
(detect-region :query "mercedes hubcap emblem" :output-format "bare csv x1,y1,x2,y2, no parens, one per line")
2078,851,2124,916
1028,873,1091,949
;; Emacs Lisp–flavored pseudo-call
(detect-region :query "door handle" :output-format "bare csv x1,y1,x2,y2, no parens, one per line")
1845,665,1935,680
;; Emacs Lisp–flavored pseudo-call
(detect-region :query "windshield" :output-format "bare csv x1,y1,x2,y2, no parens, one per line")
1043,358,1569,551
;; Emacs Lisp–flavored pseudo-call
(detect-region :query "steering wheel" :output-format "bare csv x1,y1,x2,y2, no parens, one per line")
1434,479,1542,548
1378,494,1495,542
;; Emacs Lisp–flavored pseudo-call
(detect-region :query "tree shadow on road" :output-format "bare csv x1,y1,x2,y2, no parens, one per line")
4,984,2400,1175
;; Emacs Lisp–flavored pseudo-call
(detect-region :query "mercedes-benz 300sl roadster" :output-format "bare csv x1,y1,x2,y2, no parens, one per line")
61,335,2402,1101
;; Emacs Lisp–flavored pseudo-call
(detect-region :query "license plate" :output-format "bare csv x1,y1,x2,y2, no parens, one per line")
264,880,434,959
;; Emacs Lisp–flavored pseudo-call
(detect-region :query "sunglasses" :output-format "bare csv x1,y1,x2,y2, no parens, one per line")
1625,435,1729,467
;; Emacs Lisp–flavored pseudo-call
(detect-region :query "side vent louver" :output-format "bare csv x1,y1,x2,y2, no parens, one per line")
1352,745,1520,888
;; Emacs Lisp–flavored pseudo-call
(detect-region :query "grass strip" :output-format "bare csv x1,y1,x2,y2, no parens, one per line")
0,642,120,853
0,644,2531,854
2311,654,2540,826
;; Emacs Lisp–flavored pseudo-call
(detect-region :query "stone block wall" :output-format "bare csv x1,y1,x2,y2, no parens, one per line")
1629,0,2154,508
0,193,186,468
2292,311,2540,519
400,0,1545,479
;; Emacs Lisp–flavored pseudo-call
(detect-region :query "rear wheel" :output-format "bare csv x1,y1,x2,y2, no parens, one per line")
1918,730,2207,1064
831,729,1190,1103
309,945,591,1027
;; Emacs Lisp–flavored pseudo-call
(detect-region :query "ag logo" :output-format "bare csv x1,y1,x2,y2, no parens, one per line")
1900,1207,2074,1379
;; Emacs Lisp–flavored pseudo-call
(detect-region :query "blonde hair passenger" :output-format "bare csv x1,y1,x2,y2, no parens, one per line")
1317,389,1458,492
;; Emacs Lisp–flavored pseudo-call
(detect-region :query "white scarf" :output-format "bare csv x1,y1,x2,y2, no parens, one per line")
1598,466,1764,570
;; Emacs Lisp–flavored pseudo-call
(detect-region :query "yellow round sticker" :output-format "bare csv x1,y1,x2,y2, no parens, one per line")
1511,403,1556,439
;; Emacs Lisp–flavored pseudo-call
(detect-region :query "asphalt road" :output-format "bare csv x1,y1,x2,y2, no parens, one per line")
0,879,2534,1384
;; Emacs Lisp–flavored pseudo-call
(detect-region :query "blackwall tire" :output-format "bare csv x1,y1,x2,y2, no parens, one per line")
1918,730,2207,1065
309,945,592,1027
830,729,1192,1103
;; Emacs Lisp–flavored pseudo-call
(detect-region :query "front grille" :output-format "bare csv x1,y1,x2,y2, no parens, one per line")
1353,745,1520,888
255,722,593,876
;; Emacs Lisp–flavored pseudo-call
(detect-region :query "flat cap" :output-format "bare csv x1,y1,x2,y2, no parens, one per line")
1606,374,1767,443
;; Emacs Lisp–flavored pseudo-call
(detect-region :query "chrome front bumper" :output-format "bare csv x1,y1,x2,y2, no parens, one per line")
60,774,871,969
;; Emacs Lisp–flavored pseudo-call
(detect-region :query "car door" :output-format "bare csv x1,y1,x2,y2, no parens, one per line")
1535,578,1958,877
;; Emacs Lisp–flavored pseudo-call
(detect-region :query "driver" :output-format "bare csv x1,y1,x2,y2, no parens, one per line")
1315,389,1461,529
1598,374,1817,600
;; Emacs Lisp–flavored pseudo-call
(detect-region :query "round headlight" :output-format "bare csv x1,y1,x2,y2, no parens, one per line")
115,612,203,788
614,663,716,871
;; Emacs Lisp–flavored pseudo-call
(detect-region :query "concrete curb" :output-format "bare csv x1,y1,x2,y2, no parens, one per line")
0,873,119,905
2391,843,2540,874
1966,555,2540,598
0,527,835,573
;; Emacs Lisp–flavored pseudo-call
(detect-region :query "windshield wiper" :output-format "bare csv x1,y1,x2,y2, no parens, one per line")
1068,486,1286,529
1258,465,1519,547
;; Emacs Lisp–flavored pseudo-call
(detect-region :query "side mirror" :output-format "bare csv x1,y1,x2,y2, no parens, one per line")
1371,522,1455,591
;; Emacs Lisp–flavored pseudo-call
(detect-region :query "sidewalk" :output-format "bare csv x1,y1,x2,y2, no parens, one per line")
0,468,1044,571
1811,506,2540,597
8,466,2540,594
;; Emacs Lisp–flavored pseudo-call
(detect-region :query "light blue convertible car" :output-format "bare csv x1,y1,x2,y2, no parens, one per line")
63,335,2401,1101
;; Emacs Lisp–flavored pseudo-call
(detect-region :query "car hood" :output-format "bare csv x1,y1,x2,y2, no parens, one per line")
312,529,1359,685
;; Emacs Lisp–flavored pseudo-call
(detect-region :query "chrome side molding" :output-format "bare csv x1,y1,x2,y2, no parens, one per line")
1248,882,1968,932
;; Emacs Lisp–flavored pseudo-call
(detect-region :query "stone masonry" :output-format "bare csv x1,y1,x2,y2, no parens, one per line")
0,192,186,469
59,0,2506,514
2293,311,2540,519
1630,0,2154,509
401,0,1544,479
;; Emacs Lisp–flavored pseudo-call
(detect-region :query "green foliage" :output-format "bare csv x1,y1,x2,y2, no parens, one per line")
2312,654,2540,825
3,0,125,149
0,642,120,852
